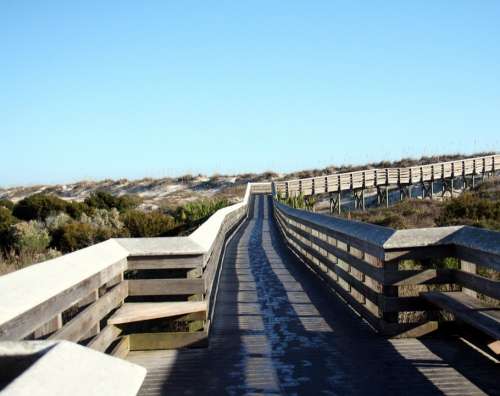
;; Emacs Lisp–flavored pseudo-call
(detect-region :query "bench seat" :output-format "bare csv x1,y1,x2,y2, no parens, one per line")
422,291,500,354
108,301,207,325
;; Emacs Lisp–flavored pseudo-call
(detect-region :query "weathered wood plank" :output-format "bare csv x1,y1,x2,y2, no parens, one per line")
49,282,128,342
129,331,208,350
108,301,207,325
0,258,126,341
87,324,122,352
281,219,385,282
453,269,500,301
422,291,500,340
283,227,380,303
388,269,452,286
111,335,130,359
488,340,500,355
127,255,204,270
33,313,62,338
128,278,204,296
460,260,477,298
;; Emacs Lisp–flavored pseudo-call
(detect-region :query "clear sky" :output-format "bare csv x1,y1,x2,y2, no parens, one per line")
1,1,499,186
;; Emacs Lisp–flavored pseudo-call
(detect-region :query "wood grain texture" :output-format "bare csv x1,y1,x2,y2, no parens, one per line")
129,331,208,350
48,281,128,342
111,335,130,359
127,255,203,270
0,258,126,341
87,324,122,352
108,301,207,325
128,278,204,296
422,291,500,340
128,195,498,396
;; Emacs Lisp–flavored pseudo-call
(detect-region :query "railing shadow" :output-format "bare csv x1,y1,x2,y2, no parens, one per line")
146,196,257,395
136,194,496,395
260,195,448,395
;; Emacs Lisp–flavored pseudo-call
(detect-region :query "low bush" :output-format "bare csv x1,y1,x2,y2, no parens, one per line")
0,199,14,210
121,210,175,237
10,221,51,255
84,191,142,212
346,199,441,229
13,194,68,221
65,200,92,219
50,222,94,253
276,192,316,211
0,248,61,276
80,208,124,229
436,192,500,230
45,212,72,231
175,198,230,225
0,207,17,251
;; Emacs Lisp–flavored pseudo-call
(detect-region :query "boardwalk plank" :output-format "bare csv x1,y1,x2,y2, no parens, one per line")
128,195,499,396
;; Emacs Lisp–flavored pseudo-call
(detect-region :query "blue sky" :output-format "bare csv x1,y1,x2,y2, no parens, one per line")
1,1,499,186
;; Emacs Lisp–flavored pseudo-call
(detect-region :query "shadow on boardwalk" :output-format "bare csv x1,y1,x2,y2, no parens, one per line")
128,195,499,396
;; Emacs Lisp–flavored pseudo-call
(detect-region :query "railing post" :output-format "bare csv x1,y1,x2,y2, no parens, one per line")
79,289,100,339
482,157,486,181
472,159,476,188
381,260,399,332
34,313,63,338
460,260,477,298
451,162,455,197
430,165,434,199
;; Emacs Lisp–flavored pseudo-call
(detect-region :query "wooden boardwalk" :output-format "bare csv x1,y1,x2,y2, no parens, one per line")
127,195,499,396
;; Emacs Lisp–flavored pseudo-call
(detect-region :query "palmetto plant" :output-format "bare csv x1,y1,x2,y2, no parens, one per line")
175,198,230,226
277,192,316,211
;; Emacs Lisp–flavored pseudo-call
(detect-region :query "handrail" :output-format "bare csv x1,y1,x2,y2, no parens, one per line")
275,154,500,197
0,341,146,395
0,182,272,344
273,198,500,337
1,173,498,342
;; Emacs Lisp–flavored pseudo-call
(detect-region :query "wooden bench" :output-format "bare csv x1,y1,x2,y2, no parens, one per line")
422,291,500,354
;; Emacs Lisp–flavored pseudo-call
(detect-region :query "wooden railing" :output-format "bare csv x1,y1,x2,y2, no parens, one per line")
273,199,500,341
275,154,500,197
1,171,499,391
0,183,270,361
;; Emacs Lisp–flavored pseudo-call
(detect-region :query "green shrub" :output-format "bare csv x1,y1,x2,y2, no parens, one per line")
0,248,61,276
10,221,51,255
0,207,17,251
80,208,124,229
175,198,229,225
51,223,96,252
371,213,406,229
65,200,92,219
45,212,72,231
277,193,316,211
0,199,14,210
121,210,175,237
50,221,126,253
437,192,500,230
84,191,142,212
13,194,68,221
0,207,16,228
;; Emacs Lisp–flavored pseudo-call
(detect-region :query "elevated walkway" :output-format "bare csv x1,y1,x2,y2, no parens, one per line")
127,195,499,396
